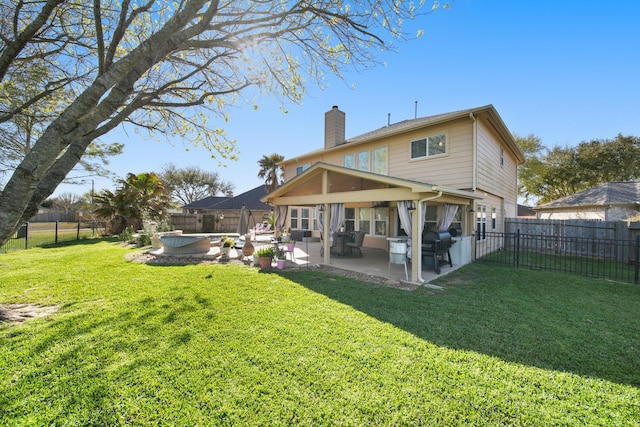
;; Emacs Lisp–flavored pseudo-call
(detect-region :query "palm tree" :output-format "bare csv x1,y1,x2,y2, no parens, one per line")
257,153,284,193
93,172,172,234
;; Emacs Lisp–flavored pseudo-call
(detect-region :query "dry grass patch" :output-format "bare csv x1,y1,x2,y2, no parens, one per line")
0,303,60,325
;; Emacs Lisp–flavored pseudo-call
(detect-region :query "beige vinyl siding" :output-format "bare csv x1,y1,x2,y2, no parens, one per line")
475,193,505,234
283,151,341,181
389,119,474,188
476,121,518,201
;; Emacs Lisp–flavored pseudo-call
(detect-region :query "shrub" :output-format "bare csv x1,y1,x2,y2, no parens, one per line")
118,226,134,242
256,246,277,258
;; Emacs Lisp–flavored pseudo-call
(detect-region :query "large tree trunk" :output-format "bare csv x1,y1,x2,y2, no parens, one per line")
0,0,211,246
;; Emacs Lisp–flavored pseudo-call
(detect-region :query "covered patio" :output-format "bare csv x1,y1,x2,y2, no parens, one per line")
262,163,482,284
248,235,460,286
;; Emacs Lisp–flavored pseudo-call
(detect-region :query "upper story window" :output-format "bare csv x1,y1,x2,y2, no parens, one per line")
296,164,310,175
357,151,370,172
343,154,354,169
410,133,447,159
373,147,387,175
343,147,387,174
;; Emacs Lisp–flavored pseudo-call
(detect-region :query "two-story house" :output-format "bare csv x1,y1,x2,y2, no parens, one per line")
262,105,524,282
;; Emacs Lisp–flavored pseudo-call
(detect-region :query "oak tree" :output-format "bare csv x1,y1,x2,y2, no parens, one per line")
159,163,234,205
516,134,640,205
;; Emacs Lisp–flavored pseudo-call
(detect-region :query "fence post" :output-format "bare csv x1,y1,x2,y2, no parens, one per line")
515,229,520,268
55,221,59,243
77,221,81,240
635,235,639,285
24,222,29,249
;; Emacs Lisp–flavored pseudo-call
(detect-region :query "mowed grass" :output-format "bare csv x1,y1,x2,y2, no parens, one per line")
0,240,639,425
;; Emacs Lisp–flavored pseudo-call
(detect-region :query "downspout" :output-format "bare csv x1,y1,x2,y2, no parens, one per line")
416,190,443,284
470,112,477,192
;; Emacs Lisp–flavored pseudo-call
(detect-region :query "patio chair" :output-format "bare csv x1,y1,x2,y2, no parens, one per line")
346,231,365,258
256,223,272,234
329,234,345,257
319,234,341,257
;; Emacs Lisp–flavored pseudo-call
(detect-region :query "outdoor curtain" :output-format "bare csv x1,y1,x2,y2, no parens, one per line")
275,205,288,235
397,200,427,260
329,203,344,235
316,203,344,242
436,204,459,230
316,204,324,234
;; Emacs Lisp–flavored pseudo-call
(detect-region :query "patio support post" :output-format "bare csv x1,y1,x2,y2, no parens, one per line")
411,201,420,282
322,203,330,264
322,171,331,264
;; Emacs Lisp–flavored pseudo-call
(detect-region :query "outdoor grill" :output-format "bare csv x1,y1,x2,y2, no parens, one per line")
422,230,454,274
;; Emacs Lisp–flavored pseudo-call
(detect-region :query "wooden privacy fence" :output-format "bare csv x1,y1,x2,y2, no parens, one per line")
505,218,639,241
170,213,261,234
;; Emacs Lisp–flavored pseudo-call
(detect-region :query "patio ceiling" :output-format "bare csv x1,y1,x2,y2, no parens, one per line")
261,162,483,207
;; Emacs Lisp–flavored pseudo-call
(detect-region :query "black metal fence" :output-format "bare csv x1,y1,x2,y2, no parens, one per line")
0,221,105,253
475,231,640,285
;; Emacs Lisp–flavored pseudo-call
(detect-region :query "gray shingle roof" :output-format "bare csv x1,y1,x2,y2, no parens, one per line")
182,196,229,209
212,185,272,210
347,107,483,144
536,181,640,209
183,185,272,211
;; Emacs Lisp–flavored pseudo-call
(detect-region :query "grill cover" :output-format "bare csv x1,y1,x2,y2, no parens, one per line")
448,227,463,237
423,230,452,252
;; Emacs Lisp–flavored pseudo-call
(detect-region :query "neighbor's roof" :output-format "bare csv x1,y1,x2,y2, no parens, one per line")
535,181,640,210
282,104,525,165
183,185,272,211
212,185,272,210
182,196,229,210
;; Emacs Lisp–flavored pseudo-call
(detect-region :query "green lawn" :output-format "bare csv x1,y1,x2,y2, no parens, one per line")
1,240,639,425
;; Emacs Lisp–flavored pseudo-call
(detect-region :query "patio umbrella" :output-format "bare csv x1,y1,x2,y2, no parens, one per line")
237,206,249,236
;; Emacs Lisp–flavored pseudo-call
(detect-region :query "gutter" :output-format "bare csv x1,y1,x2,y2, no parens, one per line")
416,190,443,284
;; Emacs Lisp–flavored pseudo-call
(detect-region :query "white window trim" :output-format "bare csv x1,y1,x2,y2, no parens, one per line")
409,132,448,160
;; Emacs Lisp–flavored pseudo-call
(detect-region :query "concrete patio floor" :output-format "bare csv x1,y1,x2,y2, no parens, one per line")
251,235,461,286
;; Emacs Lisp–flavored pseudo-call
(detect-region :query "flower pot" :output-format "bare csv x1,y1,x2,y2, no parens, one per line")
277,259,286,270
220,246,230,258
287,243,295,252
259,256,272,269
253,254,260,266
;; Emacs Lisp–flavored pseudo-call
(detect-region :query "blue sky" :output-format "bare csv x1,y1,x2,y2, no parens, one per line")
56,0,640,200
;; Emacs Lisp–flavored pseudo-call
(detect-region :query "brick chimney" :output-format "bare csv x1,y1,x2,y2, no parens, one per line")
324,106,345,149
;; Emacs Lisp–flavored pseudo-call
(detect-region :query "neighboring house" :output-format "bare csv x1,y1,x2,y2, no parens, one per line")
534,181,640,221
262,105,524,282
517,204,537,218
175,185,273,233
182,196,230,214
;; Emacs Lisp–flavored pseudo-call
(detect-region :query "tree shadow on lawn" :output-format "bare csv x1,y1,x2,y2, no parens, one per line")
279,264,640,388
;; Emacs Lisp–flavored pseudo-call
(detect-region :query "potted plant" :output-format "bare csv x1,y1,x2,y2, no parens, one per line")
275,248,286,270
256,246,276,269
283,236,295,252
220,236,236,258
